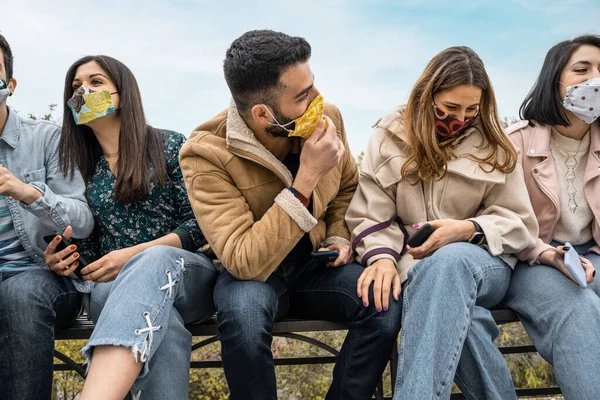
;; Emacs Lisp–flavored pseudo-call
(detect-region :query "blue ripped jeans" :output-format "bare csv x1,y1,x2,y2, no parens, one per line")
503,239,600,400
83,245,217,400
394,243,516,400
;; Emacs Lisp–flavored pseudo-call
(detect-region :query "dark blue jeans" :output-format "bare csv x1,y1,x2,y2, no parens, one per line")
214,261,402,400
0,269,82,400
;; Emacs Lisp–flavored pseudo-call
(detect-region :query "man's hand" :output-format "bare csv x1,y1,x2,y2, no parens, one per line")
538,246,595,285
316,243,353,267
293,117,345,197
357,258,401,312
407,219,476,259
80,247,139,283
0,164,42,204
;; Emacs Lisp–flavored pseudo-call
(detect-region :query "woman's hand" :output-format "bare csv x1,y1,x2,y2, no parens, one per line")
407,219,476,259
538,246,595,285
44,226,80,277
316,244,354,267
80,247,139,283
356,258,401,312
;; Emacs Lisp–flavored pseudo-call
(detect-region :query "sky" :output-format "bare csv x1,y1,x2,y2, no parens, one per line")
2,0,599,155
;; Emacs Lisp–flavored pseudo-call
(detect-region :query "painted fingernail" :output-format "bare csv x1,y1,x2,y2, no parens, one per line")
69,245,77,251
376,307,382,312
357,292,362,298
413,224,419,228
73,261,79,267
54,236,61,241
383,306,388,311
594,271,596,277
363,301,368,307
73,253,79,259
563,246,570,251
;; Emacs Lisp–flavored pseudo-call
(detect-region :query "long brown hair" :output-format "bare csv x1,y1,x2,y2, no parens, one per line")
59,55,167,203
401,46,517,183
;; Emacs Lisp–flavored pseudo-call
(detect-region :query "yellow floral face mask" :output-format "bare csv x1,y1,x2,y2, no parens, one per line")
67,86,117,125
265,93,325,139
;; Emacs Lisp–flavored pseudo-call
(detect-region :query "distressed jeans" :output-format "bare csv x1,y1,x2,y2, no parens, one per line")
214,260,402,400
83,245,217,400
0,268,82,400
394,243,516,400
503,239,600,400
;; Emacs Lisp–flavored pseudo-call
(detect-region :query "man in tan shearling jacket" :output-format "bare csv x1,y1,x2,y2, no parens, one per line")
179,30,401,400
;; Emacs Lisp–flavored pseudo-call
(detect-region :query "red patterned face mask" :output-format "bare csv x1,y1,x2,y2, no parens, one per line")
433,104,479,139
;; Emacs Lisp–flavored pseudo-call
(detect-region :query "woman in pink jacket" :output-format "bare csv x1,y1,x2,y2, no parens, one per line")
503,34,600,399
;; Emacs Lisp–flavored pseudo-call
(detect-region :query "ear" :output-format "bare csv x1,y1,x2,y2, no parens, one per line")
7,77,16,96
251,103,272,125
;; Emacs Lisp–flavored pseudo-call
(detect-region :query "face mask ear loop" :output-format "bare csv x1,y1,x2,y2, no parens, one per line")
263,105,294,130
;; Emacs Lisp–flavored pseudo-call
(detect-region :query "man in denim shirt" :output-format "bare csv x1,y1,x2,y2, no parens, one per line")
0,34,94,400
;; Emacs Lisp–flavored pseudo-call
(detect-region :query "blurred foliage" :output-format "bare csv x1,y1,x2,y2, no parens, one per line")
52,323,560,399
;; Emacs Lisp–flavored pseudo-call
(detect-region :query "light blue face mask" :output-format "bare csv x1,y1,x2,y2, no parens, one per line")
0,79,9,104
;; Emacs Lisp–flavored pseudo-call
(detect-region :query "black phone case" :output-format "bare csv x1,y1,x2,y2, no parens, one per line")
43,234,87,278
406,224,434,248
310,250,340,262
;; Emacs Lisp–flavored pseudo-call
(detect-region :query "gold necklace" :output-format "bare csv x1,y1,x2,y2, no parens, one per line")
551,131,583,158
103,150,119,158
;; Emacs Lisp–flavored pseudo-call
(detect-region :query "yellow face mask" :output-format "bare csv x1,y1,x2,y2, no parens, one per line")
265,94,325,139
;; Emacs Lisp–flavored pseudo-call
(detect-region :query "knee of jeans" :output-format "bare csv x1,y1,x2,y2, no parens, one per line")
375,296,403,338
558,291,600,329
215,281,277,338
415,243,479,280
123,245,175,272
0,278,57,329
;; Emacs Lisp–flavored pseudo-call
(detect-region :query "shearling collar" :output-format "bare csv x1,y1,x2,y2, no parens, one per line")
225,99,293,186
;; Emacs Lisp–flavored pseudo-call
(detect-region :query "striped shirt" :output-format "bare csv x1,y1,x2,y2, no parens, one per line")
0,195,36,271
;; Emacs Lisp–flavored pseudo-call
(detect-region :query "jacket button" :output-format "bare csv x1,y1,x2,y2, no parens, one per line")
534,168,539,173
51,212,57,217
17,226,23,231
529,149,536,154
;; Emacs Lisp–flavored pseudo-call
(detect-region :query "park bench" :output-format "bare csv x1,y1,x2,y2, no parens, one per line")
54,308,561,399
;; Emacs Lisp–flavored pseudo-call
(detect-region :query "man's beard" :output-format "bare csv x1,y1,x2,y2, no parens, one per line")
266,105,296,138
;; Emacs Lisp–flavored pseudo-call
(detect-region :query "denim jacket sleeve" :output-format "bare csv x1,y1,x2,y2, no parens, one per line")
19,123,94,239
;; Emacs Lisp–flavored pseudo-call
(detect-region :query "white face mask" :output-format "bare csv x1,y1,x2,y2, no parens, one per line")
0,79,9,104
560,77,600,124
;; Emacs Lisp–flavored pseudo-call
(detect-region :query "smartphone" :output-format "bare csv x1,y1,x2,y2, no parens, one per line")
310,250,340,264
564,242,587,288
406,223,434,248
43,234,87,278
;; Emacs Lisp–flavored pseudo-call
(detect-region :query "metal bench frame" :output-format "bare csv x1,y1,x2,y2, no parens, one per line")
53,308,561,399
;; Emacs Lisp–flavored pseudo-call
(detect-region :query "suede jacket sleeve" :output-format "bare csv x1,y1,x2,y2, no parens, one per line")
322,105,359,247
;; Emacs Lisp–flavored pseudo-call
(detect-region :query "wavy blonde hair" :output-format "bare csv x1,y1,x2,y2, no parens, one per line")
400,46,517,183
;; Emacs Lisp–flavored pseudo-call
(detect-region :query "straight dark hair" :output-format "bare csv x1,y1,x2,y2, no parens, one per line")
0,33,14,81
59,55,167,203
224,30,312,116
520,34,600,127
